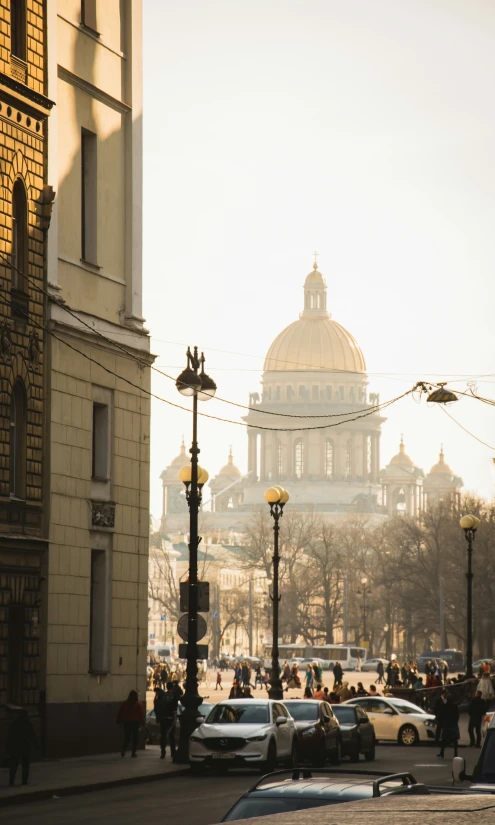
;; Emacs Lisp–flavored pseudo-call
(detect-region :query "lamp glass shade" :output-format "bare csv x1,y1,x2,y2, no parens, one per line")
176,367,202,396
279,488,290,504
459,515,475,530
198,468,209,484
264,486,281,504
179,465,192,483
361,577,368,585
198,372,217,402
471,516,481,530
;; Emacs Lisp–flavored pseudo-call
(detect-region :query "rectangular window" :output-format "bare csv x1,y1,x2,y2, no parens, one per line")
338,386,344,400
326,386,332,401
298,386,305,400
275,386,281,401
11,0,26,60
81,129,98,264
350,387,355,403
89,549,110,672
81,0,98,33
92,402,109,480
312,386,319,401
287,386,293,400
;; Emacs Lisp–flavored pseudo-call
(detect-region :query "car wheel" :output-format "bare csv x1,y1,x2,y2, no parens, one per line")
286,738,298,768
364,739,376,761
399,724,419,746
330,738,341,766
260,740,277,774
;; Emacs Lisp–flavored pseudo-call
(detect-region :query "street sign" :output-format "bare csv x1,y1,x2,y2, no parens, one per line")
180,581,209,612
149,633,155,639
212,610,219,618
160,614,166,621
178,643,208,660
177,613,207,642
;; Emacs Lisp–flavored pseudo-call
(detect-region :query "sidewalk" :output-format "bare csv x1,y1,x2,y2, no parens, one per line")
0,745,189,807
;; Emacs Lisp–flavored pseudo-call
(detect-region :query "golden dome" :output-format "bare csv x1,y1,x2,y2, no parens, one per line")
304,262,326,285
170,440,187,466
264,318,365,373
389,438,414,467
219,448,241,477
430,447,453,476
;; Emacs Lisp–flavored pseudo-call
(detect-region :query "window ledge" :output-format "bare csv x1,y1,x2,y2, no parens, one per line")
9,494,26,503
92,476,110,483
89,670,109,676
80,23,101,38
80,258,102,271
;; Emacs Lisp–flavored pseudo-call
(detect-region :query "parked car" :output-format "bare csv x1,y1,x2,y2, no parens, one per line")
283,700,341,766
344,696,436,746
221,769,429,820
145,701,214,747
189,699,298,773
361,658,389,673
332,703,375,761
453,713,495,790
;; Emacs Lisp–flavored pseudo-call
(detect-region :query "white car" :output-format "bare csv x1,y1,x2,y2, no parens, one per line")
361,658,388,673
189,699,298,772
344,696,436,746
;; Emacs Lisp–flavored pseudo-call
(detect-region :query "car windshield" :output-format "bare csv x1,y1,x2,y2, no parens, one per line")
333,707,356,724
285,703,319,721
223,797,338,821
478,730,495,781
207,704,270,724
390,700,425,715
178,703,212,717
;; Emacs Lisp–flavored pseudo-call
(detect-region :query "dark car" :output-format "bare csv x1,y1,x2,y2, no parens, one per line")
221,769,429,821
145,701,214,746
283,700,341,766
332,703,375,761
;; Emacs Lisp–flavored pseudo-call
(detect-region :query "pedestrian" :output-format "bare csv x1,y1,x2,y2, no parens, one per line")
117,690,145,758
468,690,486,748
329,691,340,704
376,660,384,684
6,709,38,787
336,681,352,702
172,680,184,701
443,661,449,684
154,683,178,760
478,672,495,707
303,686,313,699
229,680,243,699
356,656,362,672
215,670,222,690
313,684,324,699
282,661,291,683
242,686,254,699
323,687,330,701
305,664,314,691
369,685,380,696
333,661,343,688
436,694,459,759
356,681,368,696
255,664,263,689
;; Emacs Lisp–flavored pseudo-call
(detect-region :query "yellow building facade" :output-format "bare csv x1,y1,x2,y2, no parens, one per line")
0,0,53,758
43,0,151,756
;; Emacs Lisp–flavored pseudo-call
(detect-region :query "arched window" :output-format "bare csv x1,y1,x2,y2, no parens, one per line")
277,443,283,479
12,180,28,293
294,439,304,479
10,381,27,498
324,440,334,479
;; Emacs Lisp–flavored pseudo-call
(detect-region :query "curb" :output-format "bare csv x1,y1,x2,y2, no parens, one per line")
0,766,191,808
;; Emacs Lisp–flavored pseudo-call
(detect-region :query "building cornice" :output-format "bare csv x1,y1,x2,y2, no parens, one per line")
0,73,54,118
58,66,131,114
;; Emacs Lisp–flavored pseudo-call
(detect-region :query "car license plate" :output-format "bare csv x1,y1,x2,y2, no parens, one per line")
212,753,236,759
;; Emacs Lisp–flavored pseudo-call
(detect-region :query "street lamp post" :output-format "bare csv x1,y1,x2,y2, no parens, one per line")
460,514,481,680
264,485,290,700
175,346,216,763
357,576,370,643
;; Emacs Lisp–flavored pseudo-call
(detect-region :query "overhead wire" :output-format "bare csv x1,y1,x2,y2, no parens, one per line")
439,405,495,451
0,289,410,432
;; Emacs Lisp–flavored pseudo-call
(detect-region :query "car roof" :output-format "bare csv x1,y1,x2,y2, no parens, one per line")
215,698,280,705
247,776,382,800
283,699,325,705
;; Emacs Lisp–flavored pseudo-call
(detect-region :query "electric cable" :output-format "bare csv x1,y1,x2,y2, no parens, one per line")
439,405,495,451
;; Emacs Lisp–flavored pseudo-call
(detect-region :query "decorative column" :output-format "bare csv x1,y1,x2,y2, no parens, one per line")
260,433,266,481
248,431,258,480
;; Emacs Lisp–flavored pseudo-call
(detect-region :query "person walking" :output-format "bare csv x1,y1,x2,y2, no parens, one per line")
6,710,38,786
436,693,459,758
376,660,384,684
333,661,343,689
215,670,222,690
282,661,291,683
305,664,314,691
355,656,362,672
468,690,486,748
117,690,145,757
478,672,495,707
154,683,178,759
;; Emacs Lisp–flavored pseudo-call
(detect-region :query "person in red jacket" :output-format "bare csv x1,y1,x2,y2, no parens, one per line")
116,690,145,757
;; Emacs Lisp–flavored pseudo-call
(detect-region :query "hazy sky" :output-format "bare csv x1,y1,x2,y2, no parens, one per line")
142,0,495,521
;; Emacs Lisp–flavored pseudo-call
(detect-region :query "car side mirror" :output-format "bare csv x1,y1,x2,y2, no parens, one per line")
383,708,395,715
358,717,367,725
276,716,288,726
452,756,470,783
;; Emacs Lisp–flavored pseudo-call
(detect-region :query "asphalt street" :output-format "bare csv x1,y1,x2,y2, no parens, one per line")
6,743,482,825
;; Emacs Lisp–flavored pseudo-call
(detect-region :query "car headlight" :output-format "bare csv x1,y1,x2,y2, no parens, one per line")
301,726,317,737
190,735,203,742
423,720,436,728
247,734,267,742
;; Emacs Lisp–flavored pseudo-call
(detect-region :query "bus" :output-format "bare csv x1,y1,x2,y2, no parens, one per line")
263,643,367,672
417,649,464,673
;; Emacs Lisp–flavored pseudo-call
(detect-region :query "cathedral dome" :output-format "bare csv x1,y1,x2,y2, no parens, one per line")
263,263,366,374
170,440,187,466
219,449,241,477
429,447,453,476
389,438,414,468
